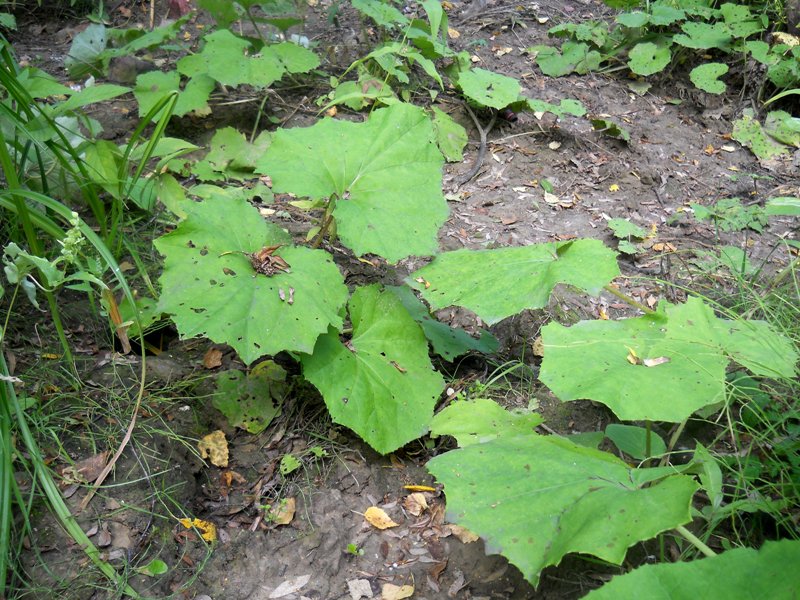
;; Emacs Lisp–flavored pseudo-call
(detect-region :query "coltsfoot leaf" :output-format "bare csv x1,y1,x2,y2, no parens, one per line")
540,297,798,421
428,432,698,586
257,103,448,262
155,195,348,363
301,285,444,454
408,239,620,325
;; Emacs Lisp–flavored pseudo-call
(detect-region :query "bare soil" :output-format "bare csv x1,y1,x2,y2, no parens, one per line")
5,0,799,598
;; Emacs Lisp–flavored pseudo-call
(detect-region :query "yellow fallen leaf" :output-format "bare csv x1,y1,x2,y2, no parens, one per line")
531,336,545,357
198,430,229,467
609,184,620,192
269,497,296,525
446,523,479,543
626,346,642,366
403,493,428,516
447,27,460,39
403,484,436,492
179,518,217,542
325,106,337,117
382,583,414,600
773,32,799,46
365,506,399,530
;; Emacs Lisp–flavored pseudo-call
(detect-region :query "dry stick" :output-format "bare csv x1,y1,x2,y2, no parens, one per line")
455,105,497,190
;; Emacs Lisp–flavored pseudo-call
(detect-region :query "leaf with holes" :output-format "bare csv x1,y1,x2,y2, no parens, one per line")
407,240,620,325
540,297,797,422
386,286,498,360
427,430,698,586
154,194,348,364
586,540,800,599
690,63,729,94
213,363,286,433
628,42,671,76
256,103,447,262
301,285,444,454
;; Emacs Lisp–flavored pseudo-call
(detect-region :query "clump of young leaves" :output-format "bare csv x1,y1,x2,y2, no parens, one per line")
528,1,799,97
691,197,768,234
732,109,800,160
134,28,318,118
608,217,648,254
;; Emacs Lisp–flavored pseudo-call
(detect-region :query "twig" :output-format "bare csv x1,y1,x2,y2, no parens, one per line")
455,105,497,190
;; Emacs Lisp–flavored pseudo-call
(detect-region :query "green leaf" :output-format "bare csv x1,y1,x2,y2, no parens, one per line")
763,110,800,147
732,110,789,159
590,118,631,142
154,195,348,363
257,103,448,261
0,13,16,29
616,11,650,28
605,424,666,459
540,297,798,422
387,286,498,360
431,107,468,162
525,98,587,118
408,240,620,325
673,22,732,50
213,364,286,434
608,218,648,239
530,42,603,77
766,196,800,216
65,23,107,77
585,540,800,599
351,0,409,28
184,30,319,89
690,63,729,94
628,42,671,76
198,0,240,28
192,127,271,181
135,559,169,577
301,285,445,455
428,433,698,586
52,84,130,116
280,453,301,475
617,240,640,254
430,398,543,446
456,68,521,109
649,4,685,26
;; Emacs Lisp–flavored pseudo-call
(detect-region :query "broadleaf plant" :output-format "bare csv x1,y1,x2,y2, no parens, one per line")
428,404,699,586
154,194,348,363
301,285,445,454
539,297,797,421
408,239,620,324
256,102,448,261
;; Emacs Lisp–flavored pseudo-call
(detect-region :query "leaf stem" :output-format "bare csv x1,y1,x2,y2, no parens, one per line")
312,207,336,249
603,284,656,315
675,525,716,558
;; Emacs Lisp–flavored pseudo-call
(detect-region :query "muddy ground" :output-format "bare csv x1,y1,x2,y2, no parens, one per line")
4,0,799,598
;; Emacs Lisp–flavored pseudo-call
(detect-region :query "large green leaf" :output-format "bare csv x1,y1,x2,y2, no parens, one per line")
407,239,620,325
178,30,318,88
213,364,286,434
430,398,543,446
586,540,800,599
301,285,444,454
256,103,448,261
628,42,671,76
540,297,797,421
386,286,498,360
154,195,348,363
428,432,698,586
456,67,521,109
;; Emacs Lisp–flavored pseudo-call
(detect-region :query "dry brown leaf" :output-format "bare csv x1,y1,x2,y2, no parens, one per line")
202,347,223,369
381,583,414,600
446,523,479,543
269,497,296,525
198,430,229,467
365,506,399,530
531,336,545,357
403,493,428,516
